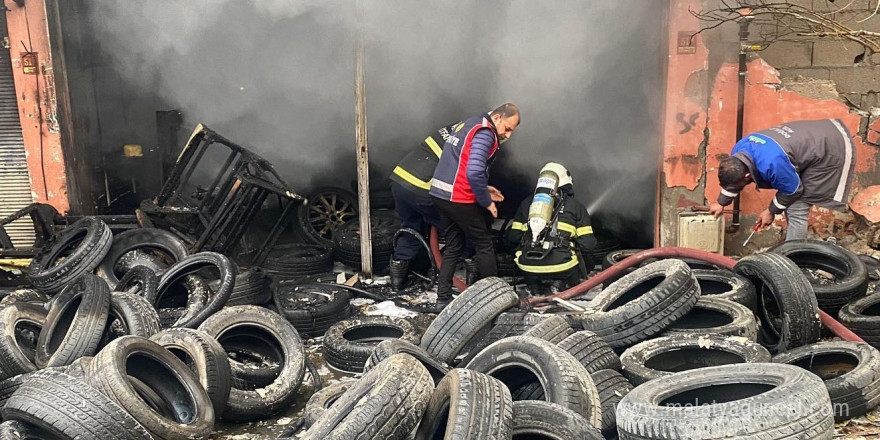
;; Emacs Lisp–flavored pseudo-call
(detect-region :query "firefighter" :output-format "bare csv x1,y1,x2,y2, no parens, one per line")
505,162,596,293
709,119,856,240
430,103,520,307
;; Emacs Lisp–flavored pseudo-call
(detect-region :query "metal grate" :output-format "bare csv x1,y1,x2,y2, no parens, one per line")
0,16,36,248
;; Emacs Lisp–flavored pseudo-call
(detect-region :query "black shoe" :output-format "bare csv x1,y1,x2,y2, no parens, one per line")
465,259,480,285
389,259,410,291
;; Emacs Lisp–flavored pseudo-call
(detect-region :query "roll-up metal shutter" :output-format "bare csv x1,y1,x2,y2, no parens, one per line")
0,16,36,248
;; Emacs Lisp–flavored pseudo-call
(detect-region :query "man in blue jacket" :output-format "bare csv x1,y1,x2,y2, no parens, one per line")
709,119,855,240
430,103,520,306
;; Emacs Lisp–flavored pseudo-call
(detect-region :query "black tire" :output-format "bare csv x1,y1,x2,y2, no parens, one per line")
220,333,282,391
465,335,602,428
0,290,48,309
592,369,633,437
35,274,110,368
114,266,159,299
2,369,153,440
692,269,757,310
772,340,880,421
324,316,420,373
150,328,232,417
0,420,54,440
769,239,869,313
860,254,880,281
840,294,880,349
522,315,575,343
212,267,270,306
273,283,352,337
302,353,433,440
620,333,772,385
332,211,399,271
262,244,334,279
734,252,821,354
512,400,604,440
421,277,520,364
557,330,621,373
363,339,450,386
414,368,513,440
197,305,306,422
0,304,44,380
583,234,621,269
153,252,234,329
602,249,646,270
304,381,354,428
84,336,213,439
99,292,161,349
298,186,358,246
95,228,189,287
662,296,759,340
616,363,834,440
28,217,113,293
581,259,700,349
457,312,549,365
0,372,33,411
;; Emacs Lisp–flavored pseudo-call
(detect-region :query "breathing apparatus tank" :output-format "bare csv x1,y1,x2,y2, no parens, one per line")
527,163,565,243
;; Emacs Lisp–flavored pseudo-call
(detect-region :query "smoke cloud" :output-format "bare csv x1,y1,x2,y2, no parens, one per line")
78,0,665,245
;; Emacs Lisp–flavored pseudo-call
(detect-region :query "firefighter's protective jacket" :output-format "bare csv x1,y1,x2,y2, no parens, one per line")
505,187,597,274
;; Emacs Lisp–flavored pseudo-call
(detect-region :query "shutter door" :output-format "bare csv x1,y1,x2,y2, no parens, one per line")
0,17,35,248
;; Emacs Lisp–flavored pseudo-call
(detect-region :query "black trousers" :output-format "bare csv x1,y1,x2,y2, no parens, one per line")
391,182,441,261
434,198,497,298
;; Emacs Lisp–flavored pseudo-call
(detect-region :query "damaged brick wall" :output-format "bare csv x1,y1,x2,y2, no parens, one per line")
660,0,880,255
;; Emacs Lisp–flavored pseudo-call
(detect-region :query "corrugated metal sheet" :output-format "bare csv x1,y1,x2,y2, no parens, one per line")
0,18,36,248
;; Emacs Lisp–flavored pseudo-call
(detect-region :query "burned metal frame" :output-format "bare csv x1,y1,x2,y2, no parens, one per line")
142,124,304,267
0,203,61,257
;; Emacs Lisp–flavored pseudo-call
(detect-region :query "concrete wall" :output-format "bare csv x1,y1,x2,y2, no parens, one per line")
660,0,880,254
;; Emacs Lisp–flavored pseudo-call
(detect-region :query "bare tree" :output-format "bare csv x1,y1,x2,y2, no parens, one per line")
692,0,880,60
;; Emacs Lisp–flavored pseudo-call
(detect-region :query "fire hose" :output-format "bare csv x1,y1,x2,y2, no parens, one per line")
428,235,863,343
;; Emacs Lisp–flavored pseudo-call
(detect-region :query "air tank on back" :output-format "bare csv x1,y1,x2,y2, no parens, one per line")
527,169,560,243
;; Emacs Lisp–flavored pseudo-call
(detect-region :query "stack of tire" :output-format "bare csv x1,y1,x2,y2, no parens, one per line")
332,211,400,272
262,243,334,280
0,216,321,438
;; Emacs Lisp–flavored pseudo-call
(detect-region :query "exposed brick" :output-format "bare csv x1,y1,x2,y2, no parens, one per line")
778,67,831,79
812,40,866,66
859,15,880,33
829,66,880,92
757,41,813,68
863,91,880,108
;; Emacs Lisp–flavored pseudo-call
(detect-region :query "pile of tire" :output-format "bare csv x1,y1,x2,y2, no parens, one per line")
332,210,400,272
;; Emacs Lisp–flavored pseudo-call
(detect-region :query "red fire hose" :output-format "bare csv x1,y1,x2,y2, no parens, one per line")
429,235,863,343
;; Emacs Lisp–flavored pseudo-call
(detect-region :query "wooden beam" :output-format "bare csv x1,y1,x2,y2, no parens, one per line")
354,0,372,277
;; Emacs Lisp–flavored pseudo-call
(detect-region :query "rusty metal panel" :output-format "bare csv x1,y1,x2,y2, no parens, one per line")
0,18,35,248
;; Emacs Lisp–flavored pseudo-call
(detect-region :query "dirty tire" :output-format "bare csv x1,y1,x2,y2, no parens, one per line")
324,316,420,373
304,381,354,428
734,252,821,353
616,363,834,440
363,339,449,386
465,336,602,428
692,269,757,310
770,240,868,313
458,312,548,365
35,274,110,368
273,283,353,337
421,277,520,364
114,266,159,299
84,336,214,439
150,328,232,417
414,368,513,440
662,296,759,341
511,400,604,440
0,420,52,440
198,305,306,422
211,267,270,307
0,304,45,381
29,217,112,293
262,244,334,279
95,228,189,287
581,259,700,349
99,292,161,348
592,369,633,437
772,340,880,421
1,369,153,440
332,212,399,271
153,252,234,329
557,330,621,373
0,290,48,309
620,333,771,385
302,354,433,440
522,315,575,343
840,294,880,349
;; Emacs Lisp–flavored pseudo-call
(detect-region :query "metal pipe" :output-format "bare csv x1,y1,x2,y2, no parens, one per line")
527,246,864,343
729,15,753,234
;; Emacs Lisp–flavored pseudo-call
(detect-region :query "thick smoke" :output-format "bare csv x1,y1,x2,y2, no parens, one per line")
81,0,664,245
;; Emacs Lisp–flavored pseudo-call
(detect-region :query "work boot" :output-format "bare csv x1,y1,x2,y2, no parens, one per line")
389,259,409,291
465,259,480,285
